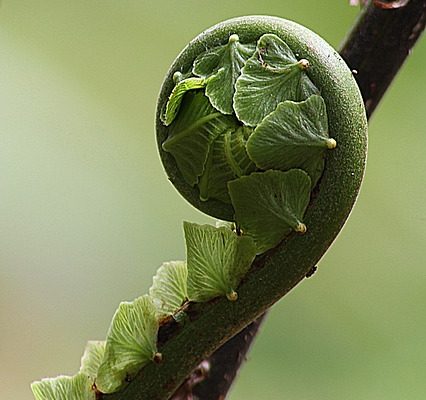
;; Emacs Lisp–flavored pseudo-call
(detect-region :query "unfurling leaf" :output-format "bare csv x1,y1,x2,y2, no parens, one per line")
149,261,188,317
184,221,256,302
228,169,312,253
161,77,208,126
31,373,95,400
162,91,239,186
234,34,319,126
247,95,336,186
193,34,255,114
96,295,159,393
198,126,255,203
80,340,106,380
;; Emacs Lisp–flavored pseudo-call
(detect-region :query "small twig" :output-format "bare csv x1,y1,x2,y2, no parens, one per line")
340,0,426,117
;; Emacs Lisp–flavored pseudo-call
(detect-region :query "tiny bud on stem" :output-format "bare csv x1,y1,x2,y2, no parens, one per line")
229,34,239,43
153,352,163,363
298,59,309,69
295,222,307,234
226,291,238,301
326,138,337,149
173,71,183,83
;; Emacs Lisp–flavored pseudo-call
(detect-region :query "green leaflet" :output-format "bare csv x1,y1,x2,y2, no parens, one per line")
32,33,332,399
184,221,256,302
228,170,312,254
162,91,239,186
198,126,255,203
149,261,188,317
79,341,106,381
161,77,208,126
234,33,319,126
246,95,336,187
215,219,236,230
193,34,255,114
96,295,159,394
31,373,95,400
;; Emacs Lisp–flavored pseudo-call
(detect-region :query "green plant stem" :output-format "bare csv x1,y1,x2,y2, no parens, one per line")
103,16,368,400
191,313,267,400
170,3,426,399
97,2,426,397
104,67,366,397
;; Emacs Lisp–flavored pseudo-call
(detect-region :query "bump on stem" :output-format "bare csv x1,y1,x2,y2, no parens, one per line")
326,138,337,149
226,291,238,302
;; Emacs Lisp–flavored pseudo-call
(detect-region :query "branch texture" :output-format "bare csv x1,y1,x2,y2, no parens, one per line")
340,0,426,117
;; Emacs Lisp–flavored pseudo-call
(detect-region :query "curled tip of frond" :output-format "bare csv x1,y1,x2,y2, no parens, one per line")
326,138,337,149
295,222,307,234
226,291,238,301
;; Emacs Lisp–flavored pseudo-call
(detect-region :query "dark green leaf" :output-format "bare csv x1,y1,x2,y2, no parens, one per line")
162,92,238,186
246,95,336,186
234,34,319,126
193,34,255,114
228,169,312,253
198,126,255,203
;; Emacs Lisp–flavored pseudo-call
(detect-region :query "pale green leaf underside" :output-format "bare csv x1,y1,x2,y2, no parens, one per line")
161,77,207,126
228,169,312,254
234,33,319,126
79,341,106,380
193,34,255,114
162,91,239,186
149,261,188,317
198,126,255,204
247,95,332,186
31,373,95,400
215,219,236,230
96,295,158,394
184,221,256,302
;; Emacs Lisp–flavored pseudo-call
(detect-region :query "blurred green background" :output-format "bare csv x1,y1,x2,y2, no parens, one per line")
1,1,425,399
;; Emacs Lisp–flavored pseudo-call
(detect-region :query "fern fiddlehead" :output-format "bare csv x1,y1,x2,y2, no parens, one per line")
31,16,367,400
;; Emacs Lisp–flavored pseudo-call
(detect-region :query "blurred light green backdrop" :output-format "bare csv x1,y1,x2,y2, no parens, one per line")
1,1,425,399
